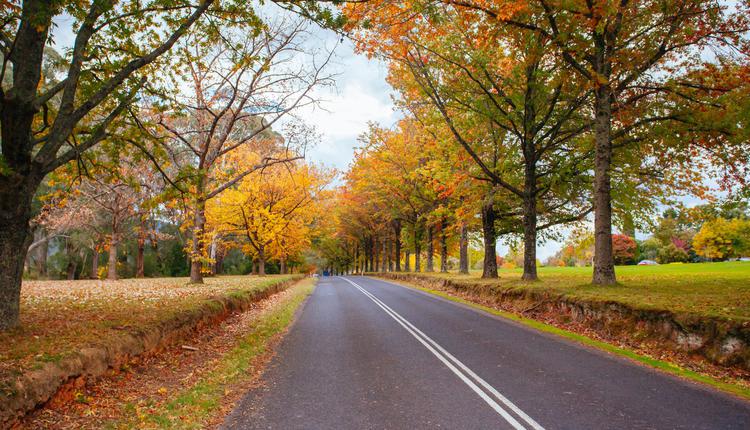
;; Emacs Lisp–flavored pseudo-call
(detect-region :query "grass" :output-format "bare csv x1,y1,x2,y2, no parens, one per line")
408,262,750,321
0,275,299,379
107,278,316,429
392,281,750,401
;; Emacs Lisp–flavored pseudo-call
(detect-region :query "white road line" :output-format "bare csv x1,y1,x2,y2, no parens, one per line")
359,277,546,430
340,277,544,430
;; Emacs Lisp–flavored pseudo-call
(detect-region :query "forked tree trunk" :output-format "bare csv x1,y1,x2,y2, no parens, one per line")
481,198,498,279
459,223,469,274
189,199,207,283
592,84,616,285
426,225,434,272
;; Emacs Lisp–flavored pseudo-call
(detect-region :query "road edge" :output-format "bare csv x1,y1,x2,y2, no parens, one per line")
364,275,750,402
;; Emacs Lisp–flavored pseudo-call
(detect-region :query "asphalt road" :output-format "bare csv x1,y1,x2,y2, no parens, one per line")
221,276,750,429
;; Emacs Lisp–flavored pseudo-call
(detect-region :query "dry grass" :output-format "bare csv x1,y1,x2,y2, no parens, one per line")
0,275,297,379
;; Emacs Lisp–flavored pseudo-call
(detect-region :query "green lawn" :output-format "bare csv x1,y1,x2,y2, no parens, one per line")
410,262,750,321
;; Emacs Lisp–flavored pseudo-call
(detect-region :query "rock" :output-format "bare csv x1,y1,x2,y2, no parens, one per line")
720,337,744,356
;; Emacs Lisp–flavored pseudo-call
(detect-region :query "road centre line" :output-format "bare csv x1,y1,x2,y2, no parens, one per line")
340,277,544,430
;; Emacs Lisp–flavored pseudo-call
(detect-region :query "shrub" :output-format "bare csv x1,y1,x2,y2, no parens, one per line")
657,243,690,264
612,234,637,265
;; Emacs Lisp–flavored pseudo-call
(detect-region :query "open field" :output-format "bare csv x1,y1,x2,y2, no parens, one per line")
412,262,750,321
0,275,298,380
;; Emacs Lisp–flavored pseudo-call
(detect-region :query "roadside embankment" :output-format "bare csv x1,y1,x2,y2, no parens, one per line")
0,275,302,427
373,271,750,377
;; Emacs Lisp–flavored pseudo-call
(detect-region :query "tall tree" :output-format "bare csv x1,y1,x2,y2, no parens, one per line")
152,20,333,283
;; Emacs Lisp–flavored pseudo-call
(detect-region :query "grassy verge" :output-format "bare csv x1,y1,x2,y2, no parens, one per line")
0,275,299,380
387,277,750,401
400,262,750,321
106,278,316,429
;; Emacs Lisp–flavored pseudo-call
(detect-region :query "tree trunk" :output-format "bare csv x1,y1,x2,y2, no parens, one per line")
368,237,374,272
107,233,119,280
136,237,145,278
383,238,388,272
354,243,359,275
592,84,616,285
66,239,77,280
440,225,448,273
214,248,225,275
426,225,434,272
280,258,287,274
393,221,402,272
0,5,52,329
258,246,266,276
481,198,498,279
459,223,469,274
405,250,411,272
522,172,538,281
0,177,40,329
388,239,394,272
189,199,207,283
91,246,100,279
374,238,380,272
32,228,48,277
414,227,421,272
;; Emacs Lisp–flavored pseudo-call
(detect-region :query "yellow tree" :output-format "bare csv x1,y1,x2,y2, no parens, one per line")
208,152,331,275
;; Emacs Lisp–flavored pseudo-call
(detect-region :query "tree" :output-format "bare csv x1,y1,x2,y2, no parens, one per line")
693,218,750,260
151,20,333,283
347,3,594,280
208,152,330,275
344,0,750,286
611,234,636,265
0,0,344,329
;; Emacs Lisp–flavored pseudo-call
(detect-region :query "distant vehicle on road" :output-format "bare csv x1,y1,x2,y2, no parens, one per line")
638,259,659,266
739,257,750,262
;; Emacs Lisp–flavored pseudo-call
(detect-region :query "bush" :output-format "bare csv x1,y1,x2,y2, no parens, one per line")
657,243,690,264
612,234,637,265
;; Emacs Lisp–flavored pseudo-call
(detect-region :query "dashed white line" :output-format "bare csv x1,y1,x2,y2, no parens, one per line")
340,277,544,430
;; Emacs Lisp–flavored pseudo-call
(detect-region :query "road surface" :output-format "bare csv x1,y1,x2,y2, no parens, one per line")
221,276,750,429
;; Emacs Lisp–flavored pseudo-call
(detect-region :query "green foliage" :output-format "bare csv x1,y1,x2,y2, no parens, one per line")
657,244,690,264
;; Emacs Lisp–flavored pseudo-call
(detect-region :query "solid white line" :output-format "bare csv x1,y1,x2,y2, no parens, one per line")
340,277,544,430
354,278,546,430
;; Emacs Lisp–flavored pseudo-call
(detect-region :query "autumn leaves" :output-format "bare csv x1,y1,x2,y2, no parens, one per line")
332,0,750,282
